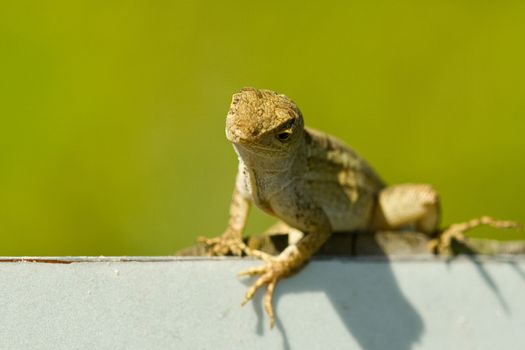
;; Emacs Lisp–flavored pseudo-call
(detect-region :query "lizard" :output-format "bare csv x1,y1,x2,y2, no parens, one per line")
199,87,519,328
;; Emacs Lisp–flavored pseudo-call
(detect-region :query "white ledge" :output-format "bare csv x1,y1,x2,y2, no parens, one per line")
1,256,524,349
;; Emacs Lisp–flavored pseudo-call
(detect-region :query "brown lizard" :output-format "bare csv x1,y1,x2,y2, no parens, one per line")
199,87,519,328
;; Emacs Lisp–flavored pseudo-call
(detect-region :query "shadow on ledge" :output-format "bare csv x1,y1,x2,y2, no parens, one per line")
278,232,424,350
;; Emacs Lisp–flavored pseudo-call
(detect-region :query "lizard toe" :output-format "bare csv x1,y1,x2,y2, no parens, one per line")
198,235,245,256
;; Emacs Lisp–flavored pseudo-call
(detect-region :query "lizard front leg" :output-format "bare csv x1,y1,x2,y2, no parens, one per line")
239,204,332,328
198,175,251,256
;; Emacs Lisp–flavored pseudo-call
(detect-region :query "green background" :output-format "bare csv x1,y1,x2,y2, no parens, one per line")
1,1,524,255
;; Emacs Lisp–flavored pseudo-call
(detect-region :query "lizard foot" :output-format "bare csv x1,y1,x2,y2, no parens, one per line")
429,216,521,255
235,260,289,328
197,235,246,256
238,255,297,329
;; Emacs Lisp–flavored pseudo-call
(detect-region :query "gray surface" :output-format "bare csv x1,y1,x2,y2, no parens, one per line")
0,256,524,350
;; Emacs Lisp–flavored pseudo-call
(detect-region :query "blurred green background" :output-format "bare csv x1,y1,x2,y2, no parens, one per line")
1,1,524,255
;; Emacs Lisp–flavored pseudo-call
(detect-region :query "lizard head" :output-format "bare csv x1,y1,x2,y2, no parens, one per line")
225,87,304,156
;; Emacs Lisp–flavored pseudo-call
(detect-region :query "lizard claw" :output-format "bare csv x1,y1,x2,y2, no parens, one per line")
197,235,246,256
429,216,521,255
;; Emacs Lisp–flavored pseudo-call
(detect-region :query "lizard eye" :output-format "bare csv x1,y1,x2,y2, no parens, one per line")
277,131,292,142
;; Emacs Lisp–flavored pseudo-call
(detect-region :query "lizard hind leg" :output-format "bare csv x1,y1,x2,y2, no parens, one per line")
429,216,521,255
370,185,520,254
371,184,441,234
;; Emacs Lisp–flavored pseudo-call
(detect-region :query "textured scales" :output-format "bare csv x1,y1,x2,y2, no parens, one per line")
199,87,520,328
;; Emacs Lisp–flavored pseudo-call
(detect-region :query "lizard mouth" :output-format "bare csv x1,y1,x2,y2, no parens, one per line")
232,142,290,162
226,133,243,145
225,126,243,143
225,128,258,146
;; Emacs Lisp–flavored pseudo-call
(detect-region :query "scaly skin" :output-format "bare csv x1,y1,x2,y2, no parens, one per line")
199,87,519,327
